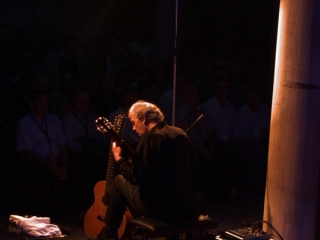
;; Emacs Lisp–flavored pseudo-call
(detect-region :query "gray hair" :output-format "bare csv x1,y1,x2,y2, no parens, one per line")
129,100,165,122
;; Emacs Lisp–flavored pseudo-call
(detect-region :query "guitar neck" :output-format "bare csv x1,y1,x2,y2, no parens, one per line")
95,115,135,174
105,141,115,195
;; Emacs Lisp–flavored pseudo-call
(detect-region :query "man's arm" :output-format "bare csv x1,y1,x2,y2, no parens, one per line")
21,149,53,169
21,149,66,180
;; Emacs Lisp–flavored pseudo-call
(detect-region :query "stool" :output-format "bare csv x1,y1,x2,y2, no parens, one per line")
128,213,217,239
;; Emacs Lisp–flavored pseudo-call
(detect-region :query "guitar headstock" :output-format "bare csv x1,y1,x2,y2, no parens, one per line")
95,114,126,139
95,116,113,134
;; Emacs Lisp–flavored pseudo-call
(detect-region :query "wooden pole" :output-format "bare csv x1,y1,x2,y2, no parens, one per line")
264,0,320,239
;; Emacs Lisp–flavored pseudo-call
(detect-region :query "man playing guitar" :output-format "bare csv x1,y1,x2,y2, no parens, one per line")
88,100,197,240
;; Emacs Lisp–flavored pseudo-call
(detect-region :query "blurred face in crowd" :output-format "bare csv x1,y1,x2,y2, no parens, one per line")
31,94,48,118
246,89,262,111
179,83,199,109
74,91,90,115
122,90,139,110
215,80,229,100
101,73,115,95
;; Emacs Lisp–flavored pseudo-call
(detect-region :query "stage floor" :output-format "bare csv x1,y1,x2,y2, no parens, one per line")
0,190,264,240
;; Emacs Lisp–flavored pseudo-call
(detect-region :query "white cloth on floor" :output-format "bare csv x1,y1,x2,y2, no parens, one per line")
9,215,62,237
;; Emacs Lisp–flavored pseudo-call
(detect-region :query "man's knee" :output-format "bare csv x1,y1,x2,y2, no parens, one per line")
113,174,125,190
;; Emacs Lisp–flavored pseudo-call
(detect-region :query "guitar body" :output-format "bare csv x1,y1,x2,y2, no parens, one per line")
84,115,134,238
84,180,133,238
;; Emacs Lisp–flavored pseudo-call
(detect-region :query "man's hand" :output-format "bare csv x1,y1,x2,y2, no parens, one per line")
112,141,123,161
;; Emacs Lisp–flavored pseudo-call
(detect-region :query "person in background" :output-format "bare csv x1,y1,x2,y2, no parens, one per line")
237,83,271,193
175,82,217,201
108,86,140,148
62,85,110,222
90,71,120,118
15,89,69,216
202,76,246,208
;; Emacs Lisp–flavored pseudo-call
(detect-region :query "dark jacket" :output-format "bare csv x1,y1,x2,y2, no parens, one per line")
116,121,197,222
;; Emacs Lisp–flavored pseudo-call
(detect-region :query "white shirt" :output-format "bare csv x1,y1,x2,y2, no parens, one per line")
175,103,215,147
16,112,66,161
202,96,240,142
128,40,154,67
62,109,108,153
237,103,270,140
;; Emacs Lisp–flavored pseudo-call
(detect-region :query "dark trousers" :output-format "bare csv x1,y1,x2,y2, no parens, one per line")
104,175,147,230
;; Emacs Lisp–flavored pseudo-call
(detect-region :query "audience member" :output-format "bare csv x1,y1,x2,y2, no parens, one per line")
238,83,270,143
148,62,172,104
227,55,247,108
48,69,78,119
91,71,120,118
29,30,59,88
195,58,216,103
112,67,136,95
58,34,89,84
106,43,129,75
0,42,18,90
62,85,110,218
238,83,271,191
15,89,69,216
158,72,189,125
108,86,140,148
138,82,158,105
202,76,246,208
12,51,49,92
127,28,154,69
184,50,214,103
88,52,108,76
86,52,108,96
175,82,217,200
4,52,48,126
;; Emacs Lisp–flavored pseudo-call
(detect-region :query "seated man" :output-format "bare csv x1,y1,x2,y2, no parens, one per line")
175,82,217,199
89,100,197,240
15,89,69,216
202,76,246,207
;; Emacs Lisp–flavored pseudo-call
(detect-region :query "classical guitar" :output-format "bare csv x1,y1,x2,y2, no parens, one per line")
84,114,134,238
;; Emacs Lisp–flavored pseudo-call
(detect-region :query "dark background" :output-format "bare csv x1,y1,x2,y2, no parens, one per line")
0,0,280,103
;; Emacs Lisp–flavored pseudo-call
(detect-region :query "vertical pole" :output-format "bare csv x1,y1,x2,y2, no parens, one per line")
171,0,178,126
264,0,320,239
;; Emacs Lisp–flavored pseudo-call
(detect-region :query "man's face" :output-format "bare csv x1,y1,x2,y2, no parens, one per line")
215,81,229,99
129,113,147,137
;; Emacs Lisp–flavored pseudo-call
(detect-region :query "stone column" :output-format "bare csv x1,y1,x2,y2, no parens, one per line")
263,0,320,239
